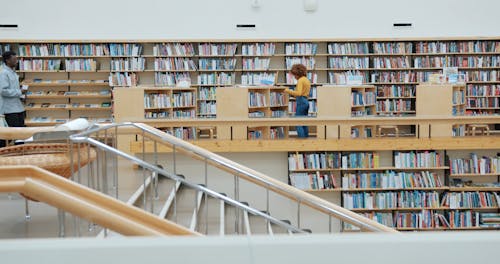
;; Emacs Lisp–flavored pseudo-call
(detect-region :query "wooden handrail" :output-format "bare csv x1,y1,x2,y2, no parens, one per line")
0,165,198,236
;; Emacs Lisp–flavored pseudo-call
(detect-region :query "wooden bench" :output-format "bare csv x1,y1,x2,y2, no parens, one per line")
467,124,490,136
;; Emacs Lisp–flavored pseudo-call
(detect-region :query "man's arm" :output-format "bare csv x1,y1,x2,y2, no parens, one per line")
0,73,21,98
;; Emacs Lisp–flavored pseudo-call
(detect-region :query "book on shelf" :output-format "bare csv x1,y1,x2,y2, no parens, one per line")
241,43,276,56
111,57,146,71
109,43,142,56
172,91,195,107
198,87,216,100
328,71,369,85
241,72,276,86
198,43,237,56
172,109,196,118
466,84,500,96
285,43,318,55
198,101,217,116
377,85,415,98
415,41,458,53
18,44,110,56
248,111,265,118
248,129,264,140
155,72,191,86
288,152,342,170
450,153,500,175
327,42,370,55
198,58,236,70
19,59,61,71
328,57,369,69
270,127,286,139
269,91,286,106
441,192,500,209
394,151,442,168
145,111,169,119
108,72,138,86
372,57,411,69
248,91,267,107
376,99,413,113
344,212,393,231
341,171,443,189
370,71,417,83
372,42,413,54
171,127,197,140
342,191,440,210
154,58,197,71
153,43,195,56
341,152,380,169
289,172,338,190
242,57,271,70
197,73,233,85
144,93,171,108
413,56,446,68
65,59,97,71
101,102,111,108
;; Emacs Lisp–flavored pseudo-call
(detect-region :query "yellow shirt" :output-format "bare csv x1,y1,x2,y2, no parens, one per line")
286,76,311,97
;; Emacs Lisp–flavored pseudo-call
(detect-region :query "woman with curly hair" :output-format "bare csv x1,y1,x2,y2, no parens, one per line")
284,64,310,138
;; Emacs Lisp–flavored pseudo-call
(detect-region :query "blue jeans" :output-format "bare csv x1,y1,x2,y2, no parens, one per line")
295,96,309,138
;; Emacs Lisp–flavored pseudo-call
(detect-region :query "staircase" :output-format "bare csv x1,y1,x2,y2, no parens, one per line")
7,122,394,237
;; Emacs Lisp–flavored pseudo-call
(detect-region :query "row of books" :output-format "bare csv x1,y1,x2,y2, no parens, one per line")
144,93,171,108
248,129,264,139
288,152,342,170
285,43,318,55
271,110,287,117
65,59,97,71
17,43,131,56
26,102,110,108
413,56,447,68
372,42,413,54
248,91,267,107
269,92,287,106
153,43,195,56
198,101,217,115
29,117,112,123
372,57,411,69
327,43,370,55
165,127,197,140
351,91,376,106
328,57,370,69
394,151,443,168
111,58,146,71
377,85,415,97
341,171,443,189
26,90,110,96
461,70,499,82
24,79,108,85
441,192,500,209
242,58,271,70
288,101,317,115
153,58,196,71
19,59,61,71
248,111,265,118
343,191,440,209
270,127,286,139
198,87,216,100
450,56,500,67
198,43,237,56
289,172,338,190
466,84,500,97
414,41,500,54
376,99,414,112
450,153,500,174
241,43,276,56
466,98,500,108
172,92,196,107
328,72,369,85
241,73,275,86
351,127,373,138
145,111,169,119
155,72,191,86
347,211,500,230
453,90,466,105
172,109,196,118
108,72,138,86
197,73,233,85
351,108,374,117
198,58,237,70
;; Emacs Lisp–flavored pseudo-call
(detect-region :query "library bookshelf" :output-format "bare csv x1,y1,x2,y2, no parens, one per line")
3,38,499,127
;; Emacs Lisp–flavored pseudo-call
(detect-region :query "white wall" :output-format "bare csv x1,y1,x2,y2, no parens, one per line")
1,0,499,40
